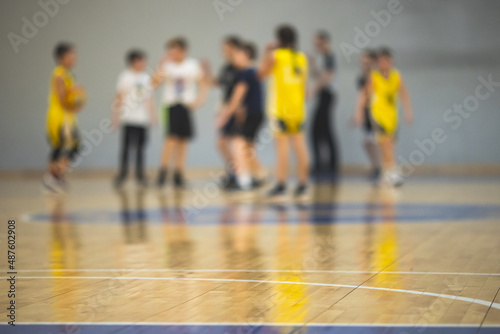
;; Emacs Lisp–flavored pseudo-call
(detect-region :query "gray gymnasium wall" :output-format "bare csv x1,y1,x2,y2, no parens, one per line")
1,0,500,171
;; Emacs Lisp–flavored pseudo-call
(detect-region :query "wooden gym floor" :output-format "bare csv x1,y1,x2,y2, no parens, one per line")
1,174,500,333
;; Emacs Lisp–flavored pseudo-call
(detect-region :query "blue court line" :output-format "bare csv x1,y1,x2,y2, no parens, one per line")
25,202,500,225
1,324,499,334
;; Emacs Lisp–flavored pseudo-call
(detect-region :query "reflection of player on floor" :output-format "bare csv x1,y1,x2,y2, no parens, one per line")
112,50,157,188
153,37,209,189
207,36,242,190
309,31,339,178
354,47,413,187
356,49,381,181
259,25,310,199
43,43,85,194
216,42,266,192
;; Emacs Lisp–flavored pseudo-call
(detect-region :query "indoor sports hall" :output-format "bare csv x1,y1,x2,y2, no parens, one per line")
1,1,500,333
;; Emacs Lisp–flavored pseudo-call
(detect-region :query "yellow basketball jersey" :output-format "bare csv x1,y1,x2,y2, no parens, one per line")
267,48,308,122
47,65,76,146
370,69,401,134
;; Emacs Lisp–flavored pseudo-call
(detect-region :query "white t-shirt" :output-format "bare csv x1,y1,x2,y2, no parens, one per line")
161,58,202,105
116,69,152,126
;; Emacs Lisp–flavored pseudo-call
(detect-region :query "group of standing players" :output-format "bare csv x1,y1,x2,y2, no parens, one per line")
43,24,413,198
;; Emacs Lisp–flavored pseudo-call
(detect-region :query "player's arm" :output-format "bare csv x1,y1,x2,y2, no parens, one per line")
54,75,74,111
399,77,413,124
190,68,210,110
217,82,247,128
111,91,124,130
151,53,170,88
147,95,158,126
151,68,166,89
111,73,127,129
258,43,276,80
353,76,372,126
313,55,335,95
201,59,219,87
314,68,334,93
307,53,320,78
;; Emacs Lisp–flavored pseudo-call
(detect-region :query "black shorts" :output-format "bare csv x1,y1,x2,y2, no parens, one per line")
220,115,236,137
47,125,80,162
165,104,194,139
236,113,264,142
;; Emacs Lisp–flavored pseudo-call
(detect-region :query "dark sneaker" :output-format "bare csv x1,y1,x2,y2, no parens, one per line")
173,170,186,189
227,175,238,190
251,177,267,189
225,179,241,192
369,168,382,182
157,168,168,188
267,183,287,199
220,174,237,190
294,183,308,199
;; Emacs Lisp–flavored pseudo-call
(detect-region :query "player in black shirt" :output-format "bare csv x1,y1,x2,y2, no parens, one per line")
356,49,381,180
207,36,242,188
216,41,265,191
310,31,339,179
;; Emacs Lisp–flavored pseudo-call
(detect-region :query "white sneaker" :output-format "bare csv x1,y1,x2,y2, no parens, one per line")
386,169,404,188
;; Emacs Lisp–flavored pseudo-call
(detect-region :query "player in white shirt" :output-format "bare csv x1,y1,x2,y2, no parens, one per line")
153,37,209,188
112,50,156,188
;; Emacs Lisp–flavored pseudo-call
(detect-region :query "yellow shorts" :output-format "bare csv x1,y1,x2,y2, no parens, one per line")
47,119,80,162
271,117,304,136
370,109,398,138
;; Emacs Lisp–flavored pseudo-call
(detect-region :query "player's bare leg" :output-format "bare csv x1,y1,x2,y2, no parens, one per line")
157,136,178,188
290,133,309,197
173,139,188,188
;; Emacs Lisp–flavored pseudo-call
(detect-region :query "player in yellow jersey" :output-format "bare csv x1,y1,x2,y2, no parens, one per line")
354,47,413,187
259,25,309,199
43,43,84,194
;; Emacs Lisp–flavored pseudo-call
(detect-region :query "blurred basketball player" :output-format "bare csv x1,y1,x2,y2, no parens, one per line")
309,30,339,179
112,49,156,188
356,49,381,181
216,42,266,192
354,47,413,187
259,25,309,199
42,42,83,194
153,37,209,189
210,36,242,189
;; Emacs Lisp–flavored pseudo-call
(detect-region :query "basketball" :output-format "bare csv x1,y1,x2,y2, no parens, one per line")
66,86,87,111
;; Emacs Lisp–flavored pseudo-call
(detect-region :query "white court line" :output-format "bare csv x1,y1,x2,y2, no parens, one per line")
3,276,500,310
5,322,500,327
12,268,500,276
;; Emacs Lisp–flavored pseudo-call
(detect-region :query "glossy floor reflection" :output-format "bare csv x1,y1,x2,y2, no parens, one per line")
0,176,500,333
